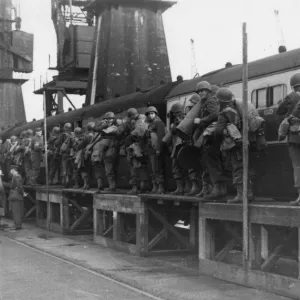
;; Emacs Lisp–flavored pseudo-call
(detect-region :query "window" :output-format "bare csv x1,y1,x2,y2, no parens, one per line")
251,84,287,109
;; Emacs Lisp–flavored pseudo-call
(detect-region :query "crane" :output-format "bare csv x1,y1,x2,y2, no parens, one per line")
190,38,199,78
274,10,286,52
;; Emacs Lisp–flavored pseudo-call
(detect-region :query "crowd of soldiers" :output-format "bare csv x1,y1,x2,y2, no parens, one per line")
2,73,300,205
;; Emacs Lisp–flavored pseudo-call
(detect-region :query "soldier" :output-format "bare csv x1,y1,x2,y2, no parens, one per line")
48,127,61,185
213,87,256,203
55,123,73,187
124,108,148,194
145,106,166,194
192,81,222,199
30,128,44,185
76,122,95,190
14,131,26,170
163,103,187,195
6,136,19,170
277,73,300,205
92,112,123,192
71,127,83,188
23,129,33,185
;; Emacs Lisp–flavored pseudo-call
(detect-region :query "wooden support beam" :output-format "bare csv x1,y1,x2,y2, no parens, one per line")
199,217,215,260
104,225,113,237
24,205,36,218
26,193,36,204
126,231,136,243
94,209,102,235
249,224,262,269
261,225,269,261
224,222,242,242
68,198,85,214
136,208,149,255
149,207,188,247
298,227,300,279
70,207,93,232
214,238,236,262
113,211,121,241
189,205,197,250
261,230,294,272
148,228,168,251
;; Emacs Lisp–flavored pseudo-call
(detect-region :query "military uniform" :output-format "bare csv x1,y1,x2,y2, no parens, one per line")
30,129,44,185
125,108,148,194
92,112,124,192
23,130,33,185
145,106,166,194
48,127,61,185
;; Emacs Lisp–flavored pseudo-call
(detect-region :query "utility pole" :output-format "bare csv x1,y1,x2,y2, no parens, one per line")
190,38,198,78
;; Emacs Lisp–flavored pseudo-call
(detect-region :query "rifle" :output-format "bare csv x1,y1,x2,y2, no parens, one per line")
84,132,102,160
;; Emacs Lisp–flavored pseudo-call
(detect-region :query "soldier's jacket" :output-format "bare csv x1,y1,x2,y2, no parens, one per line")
9,173,24,201
196,96,219,127
55,132,73,155
47,135,59,153
146,116,166,154
30,135,44,152
14,138,27,165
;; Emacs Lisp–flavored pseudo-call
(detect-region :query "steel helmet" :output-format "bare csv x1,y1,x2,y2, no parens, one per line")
127,108,138,119
74,127,83,136
145,106,158,115
190,93,201,105
20,131,26,138
103,112,115,119
64,123,72,131
26,129,33,136
35,127,42,132
196,81,212,92
10,135,17,143
52,126,60,134
290,73,300,88
170,103,183,113
87,122,95,131
216,87,233,103
211,85,219,94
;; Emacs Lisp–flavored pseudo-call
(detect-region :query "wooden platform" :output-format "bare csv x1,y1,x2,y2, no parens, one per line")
198,201,300,300
36,187,95,235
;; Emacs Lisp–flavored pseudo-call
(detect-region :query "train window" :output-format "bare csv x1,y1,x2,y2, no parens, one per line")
251,84,287,108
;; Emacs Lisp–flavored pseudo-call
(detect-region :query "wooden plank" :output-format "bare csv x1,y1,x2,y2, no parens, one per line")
189,205,197,250
198,259,300,300
144,249,193,257
94,198,143,214
148,228,168,251
24,205,36,219
199,203,243,222
104,225,113,237
215,239,236,262
139,193,199,204
198,217,215,260
70,207,93,232
94,235,139,256
298,228,300,280
68,198,85,214
62,197,70,231
113,211,121,241
249,224,262,269
261,225,269,261
149,207,188,247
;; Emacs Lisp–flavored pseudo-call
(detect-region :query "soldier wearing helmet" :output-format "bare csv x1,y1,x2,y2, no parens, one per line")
54,122,73,187
13,131,27,174
92,112,124,192
22,129,34,184
145,106,166,194
124,108,148,194
162,102,189,195
30,127,44,185
76,122,95,190
277,73,300,205
71,127,84,188
48,127,61,185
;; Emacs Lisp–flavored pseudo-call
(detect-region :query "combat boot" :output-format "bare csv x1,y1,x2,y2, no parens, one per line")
107,177,116,193
82,176,90,190
127,185,138,195
157,183,165,194
150,183,158,194
139,180,147,193
184,179,192,194
185,180,200,196
203,182,227,201
171,180,184,195
227,184,243,204
97,178,103,192
196,183,211,198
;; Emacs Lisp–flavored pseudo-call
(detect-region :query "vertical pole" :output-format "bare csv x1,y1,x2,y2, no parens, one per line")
242,22,249,269
69,0,73,25
43,90,50,231
90,13,102,105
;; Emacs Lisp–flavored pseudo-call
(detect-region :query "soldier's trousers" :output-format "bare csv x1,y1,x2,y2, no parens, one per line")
172,158,186,180
10,200,24,229
61,155,73,177
23,156,32,184
31,152,42,183
149,155,164,184
49,155,61,182
288,144,300,189
203,141,227,184
81,160,92,181
93,156,116,181
128,158,148,185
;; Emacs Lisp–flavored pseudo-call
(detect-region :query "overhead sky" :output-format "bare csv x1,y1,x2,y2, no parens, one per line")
17,0,300,121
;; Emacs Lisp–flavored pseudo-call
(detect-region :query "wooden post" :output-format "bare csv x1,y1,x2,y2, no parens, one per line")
69,0,73,25
90,13,102,105
242,22,249,269
43,90,50,231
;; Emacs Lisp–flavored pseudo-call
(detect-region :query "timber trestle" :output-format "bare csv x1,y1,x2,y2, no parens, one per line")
198,201,300,299
35,187,95,235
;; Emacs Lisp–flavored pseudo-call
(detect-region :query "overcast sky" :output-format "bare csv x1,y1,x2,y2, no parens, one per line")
17,0,300,121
